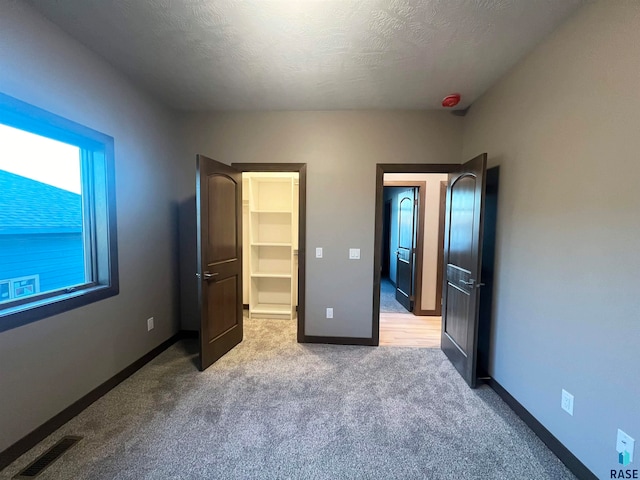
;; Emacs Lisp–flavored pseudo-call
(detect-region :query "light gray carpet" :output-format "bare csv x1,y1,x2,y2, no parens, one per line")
1,318,575,480
380,278,410,313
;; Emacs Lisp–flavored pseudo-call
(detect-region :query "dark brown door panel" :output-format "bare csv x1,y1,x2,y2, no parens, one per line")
197,155,243,371
441,153,487,388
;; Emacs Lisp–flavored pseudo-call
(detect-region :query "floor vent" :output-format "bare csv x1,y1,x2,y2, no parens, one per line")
14,436,82,479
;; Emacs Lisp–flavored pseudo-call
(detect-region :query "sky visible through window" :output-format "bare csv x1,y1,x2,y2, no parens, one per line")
0,124,81,193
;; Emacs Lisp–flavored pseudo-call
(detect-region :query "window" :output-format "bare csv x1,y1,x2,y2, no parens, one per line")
0,93,118,332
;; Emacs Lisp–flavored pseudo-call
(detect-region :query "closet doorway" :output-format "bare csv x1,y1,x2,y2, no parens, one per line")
232,163,306,342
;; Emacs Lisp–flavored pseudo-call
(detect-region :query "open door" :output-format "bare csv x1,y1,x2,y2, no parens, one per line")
441,153,487,387
196,154,243,371
395,187,418,311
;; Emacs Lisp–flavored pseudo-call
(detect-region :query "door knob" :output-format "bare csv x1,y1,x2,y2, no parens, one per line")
196,272,219,280
460,279,485,288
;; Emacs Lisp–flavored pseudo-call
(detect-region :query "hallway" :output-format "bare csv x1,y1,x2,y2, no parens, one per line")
379,278,441,348
379,277,409,313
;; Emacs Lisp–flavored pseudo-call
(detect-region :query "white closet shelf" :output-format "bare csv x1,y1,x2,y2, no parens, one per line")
250,242,292,247
251,210,292,214
250,272,292,278
251,303,292,315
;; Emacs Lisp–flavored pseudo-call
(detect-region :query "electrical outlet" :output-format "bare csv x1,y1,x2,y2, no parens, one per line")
561,389,574,416
617,429,635,465
326,308,333,319
147,317,154,331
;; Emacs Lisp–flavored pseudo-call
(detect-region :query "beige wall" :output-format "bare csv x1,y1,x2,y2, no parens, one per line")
178,111,462,335
462,2,640,477
384,173,448,312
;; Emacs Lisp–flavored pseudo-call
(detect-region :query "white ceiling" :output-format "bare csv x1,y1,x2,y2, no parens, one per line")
27,0,587,111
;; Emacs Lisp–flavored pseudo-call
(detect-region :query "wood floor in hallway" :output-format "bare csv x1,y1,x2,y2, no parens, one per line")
379,313,441,348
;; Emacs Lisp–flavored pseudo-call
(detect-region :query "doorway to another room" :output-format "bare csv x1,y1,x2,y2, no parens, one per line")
378,173,447,348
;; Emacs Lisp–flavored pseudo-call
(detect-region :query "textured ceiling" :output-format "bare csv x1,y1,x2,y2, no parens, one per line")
27,0,587,111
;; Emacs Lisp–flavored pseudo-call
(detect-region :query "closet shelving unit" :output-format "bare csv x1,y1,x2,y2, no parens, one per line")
248,174,295,319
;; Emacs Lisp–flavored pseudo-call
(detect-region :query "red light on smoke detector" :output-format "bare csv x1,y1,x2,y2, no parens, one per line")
442,94,461,108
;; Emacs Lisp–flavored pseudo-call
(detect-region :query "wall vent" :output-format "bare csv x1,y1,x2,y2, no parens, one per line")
13,436,82,479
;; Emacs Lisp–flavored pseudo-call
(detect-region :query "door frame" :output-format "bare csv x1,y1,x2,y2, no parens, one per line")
383,181,426,314
434,182,447,316
231,162,307,343
381,199,392,279
373,164,456,345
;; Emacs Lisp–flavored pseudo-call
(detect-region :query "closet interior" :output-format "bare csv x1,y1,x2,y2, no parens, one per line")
242,172,299,320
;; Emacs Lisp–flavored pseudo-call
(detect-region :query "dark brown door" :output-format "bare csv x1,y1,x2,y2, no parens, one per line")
441,153,487,387
395,188,418,311
196,154,243,371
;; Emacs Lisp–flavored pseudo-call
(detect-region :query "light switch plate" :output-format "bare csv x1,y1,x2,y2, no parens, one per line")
349,248,360,260
326,308,333,319
147,317,154,331
316,247,323,258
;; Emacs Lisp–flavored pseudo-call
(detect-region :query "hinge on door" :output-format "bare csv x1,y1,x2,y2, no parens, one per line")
414,199,418,206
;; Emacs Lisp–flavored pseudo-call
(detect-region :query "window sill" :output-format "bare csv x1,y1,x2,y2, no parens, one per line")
0,284,119,332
